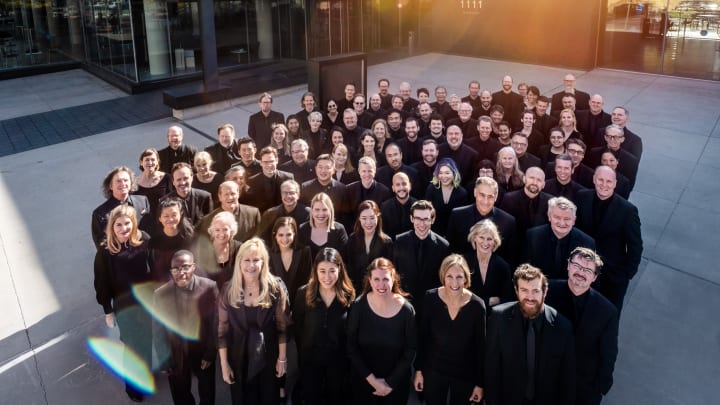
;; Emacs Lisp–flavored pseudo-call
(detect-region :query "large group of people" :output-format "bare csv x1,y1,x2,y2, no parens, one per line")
92,73,642,404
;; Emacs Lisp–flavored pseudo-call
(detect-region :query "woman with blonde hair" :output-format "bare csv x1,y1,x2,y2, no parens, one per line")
194,211,240,289
332,143,359,185
424,158,468,235
217,237,289,405
558,108,582,142
193,151,224,206
298,192,349,259
271,123,292,165
495,147,524,199
463,219,513,308
93,204,153,402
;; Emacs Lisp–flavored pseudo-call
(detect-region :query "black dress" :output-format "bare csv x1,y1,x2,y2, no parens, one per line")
345,233,394,291
346,294,416,405
297,221,349,259
293,286,353,405
134,172,173,221
269,246,313,309
463,253,514,310
415,289,486,405
149,219,194,282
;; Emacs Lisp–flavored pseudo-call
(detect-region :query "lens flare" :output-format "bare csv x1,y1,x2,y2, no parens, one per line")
132,282,201,341
87,337,155,394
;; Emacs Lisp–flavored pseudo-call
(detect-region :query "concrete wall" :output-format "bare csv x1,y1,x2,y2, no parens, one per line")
423,0,605,69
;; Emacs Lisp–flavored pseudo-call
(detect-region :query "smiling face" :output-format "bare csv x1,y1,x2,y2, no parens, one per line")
141,153,158,174
437,165,454,187
312,201,330,226
560,111,574,128
316,261,339,291
593,166,617,200
172,167,193,198
302,94,315,111
601,152,619,170
373,122,387,141
474,184,497,216
555,158,572,184
516,277,546,319
443,265,467,294
523,167,545,195
499,149,516,170
315,159,334,183
275,225,295,250
170,254,195,288
159,205,181,234
218,183,240,212
548,205,575,239
167,127,183,149
422,142,438,165
113,215,133,243
358,162,376,185
332,147,347,167
111,170,132,200
194,158,210,176
385,145,403,170
411,208,434,239
567,255,598,292
359,208,378,235
549,130,564,148
370,268,393,296
392,174,410,201
473,231,496,256
211,219,233,244
361,135,376,153
281,183,299,208
240,248,264,283
219,127,234,148
287,118,300,134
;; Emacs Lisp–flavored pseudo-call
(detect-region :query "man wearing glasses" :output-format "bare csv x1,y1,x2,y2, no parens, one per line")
153,250,219,405
587,124,640,191
546,247,619,405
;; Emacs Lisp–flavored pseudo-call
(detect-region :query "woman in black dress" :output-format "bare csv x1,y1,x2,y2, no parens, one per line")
217,238,289,405
332,143,359,185
424,158,469,235
269,217,312,308
346,258,416,405
538,127,567,168
495,147,524,203
193,151,224,206
463,219,513,309
293,247,356,405
93,205,153,402
149,198,194,282
134,148,173,218
345,200,393,291
298,192,348,259
414,254,485,405
270,123,292,165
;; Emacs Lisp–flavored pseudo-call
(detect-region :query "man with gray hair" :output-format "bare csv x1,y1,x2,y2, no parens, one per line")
346,156,392,216
195,180,260,242
587,124,640,190
525,197,596,279
546,247,619,405
158,125,197,173
279,139,316,184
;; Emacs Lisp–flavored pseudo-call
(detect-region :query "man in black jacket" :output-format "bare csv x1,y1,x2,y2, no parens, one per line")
161,163,213,226
248,92,285,150
546,247,619,405
158,125,197,173
246,146,294,212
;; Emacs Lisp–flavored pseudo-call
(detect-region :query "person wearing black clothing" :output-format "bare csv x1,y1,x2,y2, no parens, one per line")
158,126,197,173
385,109,407,140
392,200,450,309
586,125,640,190
492,76,525,129
545,248,619,405
411,138,440,190
94,205,153,402
257,180,310,245
377,78,393,110
232,137,262,179
293,248,356,405
346,157,392,217
297,192,349,259
424,158,469,236
322,99,342,131
461,80,482,113
414,254,486,405
381,172,418,240
353,94,376,130
430,86,454,121
248,92,285,149
598,149,631,199
576,95,612,150
150,199,195,283
268,217,313,309
546,138,595,188
511,133,542,172
346,257,416,405
205,123,241,175
533,97,558,139
336,82,357,114
246,146,294,212
398,81,420,113
300,154,349,224
92,167,152,249
500,167,552,244
543,153,587,204
296,91,318,131
463,220,514,309
446,102,479,140
574,167,642,315
303,111,327,157
604,106,643,160
375,143,421,197
466,116,502,162
161,164,213,227
525,197,596,279
153,250,218,405
551,73,591,112
474,90,494,118
280,139,316,184
396,117,424,165
485,265,576,405
438,125,479,185
368,93,387,120
446,177,517,261
193,211,242,289
346,200,394,290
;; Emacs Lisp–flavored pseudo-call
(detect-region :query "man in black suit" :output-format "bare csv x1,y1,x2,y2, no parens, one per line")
232,137,261,178
500,167,551,246
576,95,611,150
492,75,525,128
279,139,315,184
466,116,501,162
381,172,417,240
546,138,594,189
587,125,640,191
525,197,595,279
204,123,240,175
161,163,213,227
300,154,349,227
533,96,558,139
91,167,152,248
158,126,197,173
346,157,392,217
485,264,576,405
551,93,577,120
595,106,643,160
438,124,478,184
392,200,450,310
248,92,285,150
575,166,643,314
246,146,294,212
375,143,420,197
446,102,479,140
195,181,261,242
398,81,419,113
446,177,516,261
256,179,309,245
546,247,619,405
511,133,541,172
410,138,439,189
397,117,424,165
551,73,591,112
543,154,587,204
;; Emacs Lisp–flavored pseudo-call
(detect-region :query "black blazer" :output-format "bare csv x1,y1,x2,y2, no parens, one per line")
297,221,348,259
524,225,596,279
161,188,213,227
423,184,469,237
446,205,517,263
269,246,312,309
464,253,514,309
586,146,639,190
499,190,551,246
380,196,417,240
346,180,392,217
546,281,619,401
485,302,576,405
576,110,611,149
551,89,590,112
543,178,586,204
345,232,394,291
392,230,449,307
575,190,643,282
246,170,295,212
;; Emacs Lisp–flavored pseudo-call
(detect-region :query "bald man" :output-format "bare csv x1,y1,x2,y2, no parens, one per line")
551,73,591,112
500,166,552,245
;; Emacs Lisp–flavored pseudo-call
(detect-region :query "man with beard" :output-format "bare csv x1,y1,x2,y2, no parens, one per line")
381,172,418,239
153,250,218,405
546,247,618,405
500,167,552,246
492,75,525,129
158,126,197,173
485,264,576,405
533,96,558,139
248,93,285,150
377,78,393,110
397,117,424,165
438,125,478,184
475,89,494,118
411,138,439,189
195,181,260,241
524,197,595,279
425,114,446,145
375,143,420,197
204,123,240,174
161,163,213,226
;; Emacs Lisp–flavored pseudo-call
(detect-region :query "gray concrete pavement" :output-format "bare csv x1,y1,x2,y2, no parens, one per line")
1,53,719,404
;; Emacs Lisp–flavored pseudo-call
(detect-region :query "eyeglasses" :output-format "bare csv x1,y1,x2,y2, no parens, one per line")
605,135,624,140
567,149,585,155
568,260,595,275
170,264,194,275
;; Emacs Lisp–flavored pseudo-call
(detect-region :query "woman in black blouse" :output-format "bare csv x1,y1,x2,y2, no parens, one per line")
345,200,393,291
93,205,153,402
298,192,348,259
149,198,194,282
134,148,173,220
463,219,513,309
269,217,312,309
293,248,356,405
414,254,485,405
424,158,469,235
346,257,416,405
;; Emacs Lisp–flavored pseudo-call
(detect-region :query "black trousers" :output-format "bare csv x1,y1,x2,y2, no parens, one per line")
422,368,475,405
229,364,279,405
298,358,348,405
167,357,216,405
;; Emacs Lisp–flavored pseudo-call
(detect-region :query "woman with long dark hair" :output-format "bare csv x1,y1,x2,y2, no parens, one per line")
345,200,393,291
